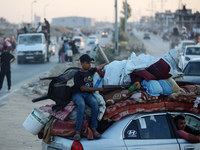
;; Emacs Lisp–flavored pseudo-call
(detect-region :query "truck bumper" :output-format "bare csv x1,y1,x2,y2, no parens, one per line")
17,54,45,62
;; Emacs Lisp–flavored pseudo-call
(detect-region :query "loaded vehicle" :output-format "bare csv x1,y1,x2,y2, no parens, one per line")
26,49,200,150
42,111,200,150
30,67,200,150
16,25,51,64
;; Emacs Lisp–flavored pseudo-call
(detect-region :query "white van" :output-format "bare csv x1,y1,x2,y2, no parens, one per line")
72,36,85,50
17,33,51,64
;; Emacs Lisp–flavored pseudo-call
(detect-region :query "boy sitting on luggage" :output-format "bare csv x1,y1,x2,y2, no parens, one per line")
72,54,107,141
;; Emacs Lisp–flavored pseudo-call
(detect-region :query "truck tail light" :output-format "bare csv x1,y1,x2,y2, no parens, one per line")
71,141,84,150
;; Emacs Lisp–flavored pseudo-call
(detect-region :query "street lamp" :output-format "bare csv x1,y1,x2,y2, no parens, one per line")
44,4,49,19
31,0,37,27
114,0,118,56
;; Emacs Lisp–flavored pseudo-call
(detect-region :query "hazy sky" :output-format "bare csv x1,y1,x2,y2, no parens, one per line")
0,0,199,24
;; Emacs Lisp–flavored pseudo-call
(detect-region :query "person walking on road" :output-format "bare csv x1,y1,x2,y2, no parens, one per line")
170,27,181,49
0,45,16,91
64,39,71,62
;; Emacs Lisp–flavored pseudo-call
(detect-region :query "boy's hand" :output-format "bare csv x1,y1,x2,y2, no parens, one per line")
99,88,108,94
97,63,108,70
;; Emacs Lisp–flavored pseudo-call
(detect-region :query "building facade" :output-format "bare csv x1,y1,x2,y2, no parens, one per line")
51,16,95,27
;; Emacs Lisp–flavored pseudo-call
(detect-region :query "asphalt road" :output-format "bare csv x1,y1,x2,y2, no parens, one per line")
133,30,170,58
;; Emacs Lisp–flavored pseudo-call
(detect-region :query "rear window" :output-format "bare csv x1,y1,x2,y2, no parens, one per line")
183,62,200,75
186,47,200,55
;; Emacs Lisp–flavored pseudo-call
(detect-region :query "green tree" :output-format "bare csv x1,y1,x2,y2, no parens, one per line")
120,1,132,32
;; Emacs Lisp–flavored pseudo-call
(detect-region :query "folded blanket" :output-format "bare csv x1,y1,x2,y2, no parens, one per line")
158,79,174,95
39,101,76,121
141,80,163,96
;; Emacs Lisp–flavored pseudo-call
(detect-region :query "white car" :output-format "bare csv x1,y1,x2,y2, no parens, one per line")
72,36,85,50
177,40,196,54
182,58,200,83
87,35,98,45
180,45,200,69
42,111,200,150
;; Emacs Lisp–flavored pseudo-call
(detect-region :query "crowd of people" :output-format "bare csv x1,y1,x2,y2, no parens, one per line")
162,26,200,49
0,36,16,54
18,18,50,34
58,38,79,64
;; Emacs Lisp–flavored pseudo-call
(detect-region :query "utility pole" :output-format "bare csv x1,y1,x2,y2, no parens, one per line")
179,0,182,9
159,0,167,13
125,0,127,34
31,0,37,27
115,0,119,56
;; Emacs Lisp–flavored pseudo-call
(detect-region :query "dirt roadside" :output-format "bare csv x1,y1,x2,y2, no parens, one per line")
0,86,53,150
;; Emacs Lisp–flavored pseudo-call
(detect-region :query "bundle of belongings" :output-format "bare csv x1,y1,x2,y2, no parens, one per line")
38,49,200,143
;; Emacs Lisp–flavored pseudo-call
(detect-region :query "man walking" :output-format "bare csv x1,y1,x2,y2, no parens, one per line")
0,45,16,91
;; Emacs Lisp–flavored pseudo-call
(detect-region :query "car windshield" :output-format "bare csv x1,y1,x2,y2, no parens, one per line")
18,35,42,44
184,62,200,75
186,47,200,55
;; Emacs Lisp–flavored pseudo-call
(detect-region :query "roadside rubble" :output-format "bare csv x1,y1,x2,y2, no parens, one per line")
21,64,75,96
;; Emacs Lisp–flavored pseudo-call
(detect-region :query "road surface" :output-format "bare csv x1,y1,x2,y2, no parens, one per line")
133,30,170,57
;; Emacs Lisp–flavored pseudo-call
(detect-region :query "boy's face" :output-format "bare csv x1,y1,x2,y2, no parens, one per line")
176,119,186,130
81,61,92,70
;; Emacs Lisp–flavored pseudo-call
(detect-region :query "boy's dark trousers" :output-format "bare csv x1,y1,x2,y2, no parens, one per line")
0,70,11,90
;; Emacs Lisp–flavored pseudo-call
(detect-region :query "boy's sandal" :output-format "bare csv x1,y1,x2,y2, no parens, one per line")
74,134,81,141
93,131,101,139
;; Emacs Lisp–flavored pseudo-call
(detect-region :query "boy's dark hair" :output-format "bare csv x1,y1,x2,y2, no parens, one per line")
174,115,185,123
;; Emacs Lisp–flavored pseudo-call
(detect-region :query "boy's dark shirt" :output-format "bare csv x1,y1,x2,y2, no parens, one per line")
73,68,96,95
0,51,14,72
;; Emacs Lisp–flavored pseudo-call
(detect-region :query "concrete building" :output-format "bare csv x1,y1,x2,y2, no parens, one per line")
51,16,95,27
175,5,200,33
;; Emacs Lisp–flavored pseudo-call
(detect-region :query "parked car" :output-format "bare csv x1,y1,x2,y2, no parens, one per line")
177,40,196,54
42,111,200,150
143,33,150,39
87,35,98,45
101,31,108,38
182,58,200,83
180,45,200,69
72,36,85,50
